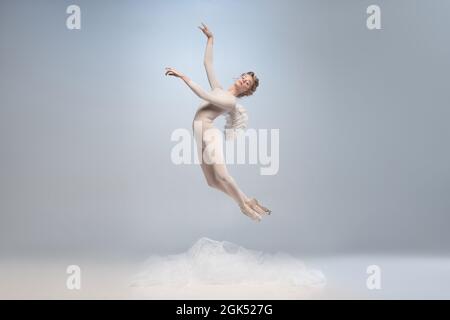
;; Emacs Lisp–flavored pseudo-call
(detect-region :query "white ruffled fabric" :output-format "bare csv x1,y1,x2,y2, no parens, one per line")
224,104,249,140
131,237,326,288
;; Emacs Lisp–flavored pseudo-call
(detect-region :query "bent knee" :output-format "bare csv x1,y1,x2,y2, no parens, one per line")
205,177,219,189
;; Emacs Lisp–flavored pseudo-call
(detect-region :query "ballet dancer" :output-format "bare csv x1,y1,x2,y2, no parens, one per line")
165,23,271,222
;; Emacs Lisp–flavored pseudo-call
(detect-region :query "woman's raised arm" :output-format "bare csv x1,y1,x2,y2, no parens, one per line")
198,23,223,90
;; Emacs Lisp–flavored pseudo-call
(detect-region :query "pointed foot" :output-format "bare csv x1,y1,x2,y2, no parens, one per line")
239,203,262,222
247,198,271,215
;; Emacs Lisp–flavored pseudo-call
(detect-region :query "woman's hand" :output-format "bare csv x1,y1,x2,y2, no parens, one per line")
198,22,213,39
165,67,185,79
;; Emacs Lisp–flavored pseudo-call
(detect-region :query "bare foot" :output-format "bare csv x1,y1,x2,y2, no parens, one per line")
239,203,262,222
247,198,271,215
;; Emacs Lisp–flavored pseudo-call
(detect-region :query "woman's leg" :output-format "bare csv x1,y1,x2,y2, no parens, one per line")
201,130,248,206
211,162,247,206
195,122,266,220
194,122,229,195
211,161,268,219
205,133,268,218
199,142,247,201
200,162,229,195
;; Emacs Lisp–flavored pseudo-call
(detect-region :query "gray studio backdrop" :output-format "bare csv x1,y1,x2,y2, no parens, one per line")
1,0,449,257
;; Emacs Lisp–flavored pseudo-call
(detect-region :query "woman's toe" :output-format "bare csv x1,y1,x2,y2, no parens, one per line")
240,204,262,222
254,204,267,215
246,199,266,216
251,198,271,215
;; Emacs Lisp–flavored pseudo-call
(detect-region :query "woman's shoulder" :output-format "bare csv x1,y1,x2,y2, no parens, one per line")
212,88,238,106
213,87,235,97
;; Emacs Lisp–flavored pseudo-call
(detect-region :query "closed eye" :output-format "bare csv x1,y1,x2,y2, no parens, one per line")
241,76,251,86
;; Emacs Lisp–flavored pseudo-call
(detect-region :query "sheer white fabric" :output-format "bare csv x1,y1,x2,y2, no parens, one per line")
131,237,326,288
224,104,249,140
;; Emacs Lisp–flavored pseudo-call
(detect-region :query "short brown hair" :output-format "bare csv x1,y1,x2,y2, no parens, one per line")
237,71,259,98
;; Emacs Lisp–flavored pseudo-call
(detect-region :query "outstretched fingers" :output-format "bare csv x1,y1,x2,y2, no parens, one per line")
198,22,213,38
165,67,182,77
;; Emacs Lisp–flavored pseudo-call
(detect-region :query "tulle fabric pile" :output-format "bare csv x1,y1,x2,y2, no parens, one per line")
131,237,326,288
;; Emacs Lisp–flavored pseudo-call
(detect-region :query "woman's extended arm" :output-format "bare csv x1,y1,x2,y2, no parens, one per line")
165,67,236,112
199,23,222,89
183,75,234,111
203,37,222,89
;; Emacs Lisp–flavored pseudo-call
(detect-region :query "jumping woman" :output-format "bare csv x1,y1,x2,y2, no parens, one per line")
165,23,271,222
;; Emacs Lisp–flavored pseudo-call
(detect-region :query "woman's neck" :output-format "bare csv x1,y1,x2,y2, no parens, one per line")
228,85,239,97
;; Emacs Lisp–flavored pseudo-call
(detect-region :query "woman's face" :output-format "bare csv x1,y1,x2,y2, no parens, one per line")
235,73,254,95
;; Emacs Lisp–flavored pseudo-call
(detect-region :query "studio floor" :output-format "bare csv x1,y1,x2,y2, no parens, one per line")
1,254,449,299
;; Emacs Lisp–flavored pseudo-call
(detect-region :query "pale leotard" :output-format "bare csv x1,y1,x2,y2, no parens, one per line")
181,37,270,220
186,38,239,150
